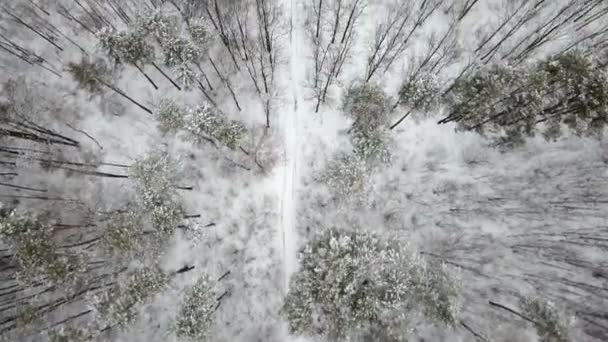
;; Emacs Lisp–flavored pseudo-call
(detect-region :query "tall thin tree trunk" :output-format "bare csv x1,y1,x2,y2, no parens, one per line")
195,62,214,90
97,78,153,114
151,63,181,90
2,8,63,51
209,56,242,111
133,64,158,90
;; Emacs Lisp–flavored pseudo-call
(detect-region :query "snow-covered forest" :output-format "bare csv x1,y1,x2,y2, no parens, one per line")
0,0,607,341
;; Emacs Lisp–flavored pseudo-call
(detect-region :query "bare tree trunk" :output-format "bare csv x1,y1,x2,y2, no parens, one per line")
208,56,242,111
365,2,410,82
315,0,323,39
2,7,63,51
312,0,363,111
480,0,547,62
56,4,96,35
195,63,214,90
133,64,158,90
96,78,153,114
151,62,182,90
203,0,241,71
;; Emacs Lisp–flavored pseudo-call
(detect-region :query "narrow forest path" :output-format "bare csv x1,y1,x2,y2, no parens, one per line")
279,0,302,292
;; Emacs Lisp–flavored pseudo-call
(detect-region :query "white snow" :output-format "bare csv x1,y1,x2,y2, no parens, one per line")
278,0,303,292
2,0,608,341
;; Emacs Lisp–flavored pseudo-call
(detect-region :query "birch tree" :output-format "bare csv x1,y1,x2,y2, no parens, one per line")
308,0,365,112
365,0,442,82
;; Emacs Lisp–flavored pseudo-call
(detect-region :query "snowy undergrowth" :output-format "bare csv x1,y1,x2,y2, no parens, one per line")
2,0,608,341
297,111,608,341
0,1,287,341
293,0,608,340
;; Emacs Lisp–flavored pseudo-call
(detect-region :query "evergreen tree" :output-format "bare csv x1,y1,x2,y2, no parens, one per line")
0,211,83,285
99,207,145,258
398,74,442,113
132,10,205,90
444,51,608,145
67,58,153,114
153,99,186,135
174,275,217,341
129,151,179,210
48,327,88,342
97,27,155,66
351,128,392,165
152,101,248,150
66,58,110,93
342,82,393,165
129,151,184,237
343,83,391,132
283,229,460,341
161,37,201,67
188,20,212,48
320,153,369,202
539,52,608,140
174,63,199,90
519,297,575,342
133,10,178,44
183,103,246,149
95,267,167,330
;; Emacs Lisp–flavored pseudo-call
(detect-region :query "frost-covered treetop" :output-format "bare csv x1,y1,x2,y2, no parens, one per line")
183,103,247,149
343,83,391,132
319,153,370,202
539,52,608,138
399,73,442,112
447,63,520,120
48,327,88,342
447,51,608,145
95,267,167,329
153,100,248,149
154,99,186,135
133,9,179,43
149,201,184,237
351,127,392,165
188,20,212,48
97,27,155,65
129,150,179,209
283,228,460,341
131,9,204,68
161,36,202,67
520,297,576,342
66,58,111,93
129,151,184,236
174,274,217,341
0,211,82,285
99,208,145,258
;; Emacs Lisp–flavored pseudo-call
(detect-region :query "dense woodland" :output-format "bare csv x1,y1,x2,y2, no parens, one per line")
0,0,607,341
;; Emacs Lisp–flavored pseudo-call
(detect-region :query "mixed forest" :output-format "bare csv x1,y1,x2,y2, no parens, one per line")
0,0,607,341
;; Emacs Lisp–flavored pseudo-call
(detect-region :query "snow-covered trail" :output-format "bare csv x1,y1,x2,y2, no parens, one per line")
279,0,303,292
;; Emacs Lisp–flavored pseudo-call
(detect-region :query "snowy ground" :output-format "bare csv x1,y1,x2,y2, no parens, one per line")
1,0,608,341
279,0,302,291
